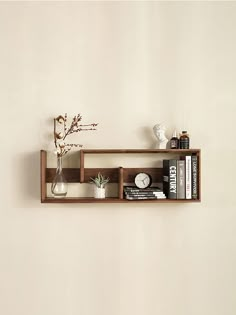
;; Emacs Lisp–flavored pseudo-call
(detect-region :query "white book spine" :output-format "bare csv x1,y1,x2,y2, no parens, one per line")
186,156,192,199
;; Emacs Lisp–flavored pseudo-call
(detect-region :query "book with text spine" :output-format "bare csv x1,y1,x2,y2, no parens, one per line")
124,186,166,200
163,159,177,199
124,192,166,197
124,186,163,192
125,194,166,200
177,160,185,199
185,156,192,199
126,195,161,200
191,155,198,199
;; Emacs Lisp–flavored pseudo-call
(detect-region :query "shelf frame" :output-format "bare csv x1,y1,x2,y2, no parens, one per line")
40,149,201,203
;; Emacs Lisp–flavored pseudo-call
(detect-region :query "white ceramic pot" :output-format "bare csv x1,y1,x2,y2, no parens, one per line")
94,187,106,199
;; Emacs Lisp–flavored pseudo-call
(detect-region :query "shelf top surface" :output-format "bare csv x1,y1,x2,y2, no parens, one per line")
41,149,200,154
42,197,200,203
80,149,200,154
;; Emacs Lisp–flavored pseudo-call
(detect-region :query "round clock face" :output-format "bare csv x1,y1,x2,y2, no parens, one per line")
134,173,152,189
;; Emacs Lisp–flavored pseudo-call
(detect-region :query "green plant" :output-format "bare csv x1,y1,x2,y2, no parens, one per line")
90,172,109,188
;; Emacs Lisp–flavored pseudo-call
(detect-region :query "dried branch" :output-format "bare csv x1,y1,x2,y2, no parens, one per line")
53,113,98,157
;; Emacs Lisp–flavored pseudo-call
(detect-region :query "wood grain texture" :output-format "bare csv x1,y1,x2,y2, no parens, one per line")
46,168,80,183
45,167,163,183
80,150,84,183
119,167,124,199
40,150,47,202
81,149,201,154
42,197,201,203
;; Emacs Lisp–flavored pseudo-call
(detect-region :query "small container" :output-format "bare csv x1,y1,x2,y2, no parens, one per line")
170,130,179,149
179,131,190,149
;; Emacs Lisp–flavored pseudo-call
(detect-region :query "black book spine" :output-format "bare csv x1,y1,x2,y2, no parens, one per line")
163,159,177,199
192,155,198,199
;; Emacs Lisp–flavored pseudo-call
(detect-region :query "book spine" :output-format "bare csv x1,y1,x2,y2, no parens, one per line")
125,193,163,197
163,160,169,197
125,193,165,197
126,196,159,200
192,155,198,199
163,159,177,199
169,159,177,199
185,156,192,199
177,160,185,199
124,187,162,192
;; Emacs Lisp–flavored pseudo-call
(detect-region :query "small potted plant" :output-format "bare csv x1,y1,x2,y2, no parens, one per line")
90,172,109,199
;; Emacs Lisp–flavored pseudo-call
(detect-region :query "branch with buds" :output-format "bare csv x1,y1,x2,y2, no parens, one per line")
54,113,98,157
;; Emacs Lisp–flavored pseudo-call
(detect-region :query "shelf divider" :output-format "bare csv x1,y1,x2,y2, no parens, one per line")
40,150,47,202
118,167,124,199
80,150,84,183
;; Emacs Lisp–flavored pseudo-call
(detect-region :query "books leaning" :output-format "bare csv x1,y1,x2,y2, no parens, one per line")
163,155,198,200
124,186,166,200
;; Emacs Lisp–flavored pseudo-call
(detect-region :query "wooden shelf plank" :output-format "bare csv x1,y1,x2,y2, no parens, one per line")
40,150,47,202
42,197,201,204
119,167,124,199
45,167,163,183
81,149,200,154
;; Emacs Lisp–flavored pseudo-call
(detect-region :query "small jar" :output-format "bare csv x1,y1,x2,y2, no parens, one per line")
179,131,190,149
170,130,179,149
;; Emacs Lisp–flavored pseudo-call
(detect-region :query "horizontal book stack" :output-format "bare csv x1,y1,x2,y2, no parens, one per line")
163,155,198,200
124,186,166,200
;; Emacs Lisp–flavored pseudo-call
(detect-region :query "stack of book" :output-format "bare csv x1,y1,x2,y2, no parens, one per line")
163,155,198,200
124,186,166,200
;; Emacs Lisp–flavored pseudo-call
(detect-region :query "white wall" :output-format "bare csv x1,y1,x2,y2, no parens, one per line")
0,1,236,315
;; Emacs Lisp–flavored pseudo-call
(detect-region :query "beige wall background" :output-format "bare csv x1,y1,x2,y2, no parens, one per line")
0,1,236,315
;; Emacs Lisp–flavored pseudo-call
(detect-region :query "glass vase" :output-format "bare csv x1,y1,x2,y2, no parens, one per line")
51,155,68,198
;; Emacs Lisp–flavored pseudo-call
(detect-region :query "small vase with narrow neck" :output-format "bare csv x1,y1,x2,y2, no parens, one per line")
51,155,68,198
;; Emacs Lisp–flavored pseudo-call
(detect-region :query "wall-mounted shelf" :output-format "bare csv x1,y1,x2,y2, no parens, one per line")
40,149,201,203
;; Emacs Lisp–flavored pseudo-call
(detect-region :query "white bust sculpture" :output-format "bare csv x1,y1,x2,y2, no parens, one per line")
153,123,168,149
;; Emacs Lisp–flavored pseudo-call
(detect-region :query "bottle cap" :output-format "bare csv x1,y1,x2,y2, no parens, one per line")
182,131,187,134
172,130,177,138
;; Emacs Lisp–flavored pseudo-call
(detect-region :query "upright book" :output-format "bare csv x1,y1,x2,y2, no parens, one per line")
177,160,185,199
163,159,177,199
185,156,192,199
191,155,198,199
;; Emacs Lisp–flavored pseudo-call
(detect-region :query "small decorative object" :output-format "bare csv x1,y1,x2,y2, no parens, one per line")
134,172,152,189
51,113,98,198
90,172,109,199
153,123,168,149
170,130,179,149
179,130,190,149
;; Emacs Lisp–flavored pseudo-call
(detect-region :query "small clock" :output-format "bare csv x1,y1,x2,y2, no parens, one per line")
134,172,152,189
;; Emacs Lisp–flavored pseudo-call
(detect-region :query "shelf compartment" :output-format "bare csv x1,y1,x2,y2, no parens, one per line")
45,167,163,184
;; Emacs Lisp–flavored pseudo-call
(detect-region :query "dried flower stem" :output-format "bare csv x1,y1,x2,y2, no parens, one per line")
54,113,98,157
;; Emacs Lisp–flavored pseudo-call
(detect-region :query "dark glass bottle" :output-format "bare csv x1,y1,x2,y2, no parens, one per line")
179,131,190,149
170,130,179,149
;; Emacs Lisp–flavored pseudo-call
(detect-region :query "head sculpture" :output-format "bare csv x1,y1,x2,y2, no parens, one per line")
153,123,167,141
153,123,168,149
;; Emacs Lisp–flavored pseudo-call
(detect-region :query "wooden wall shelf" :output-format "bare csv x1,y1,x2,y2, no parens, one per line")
40,149,201,203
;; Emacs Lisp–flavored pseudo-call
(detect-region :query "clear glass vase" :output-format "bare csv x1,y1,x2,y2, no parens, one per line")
51,155,68,198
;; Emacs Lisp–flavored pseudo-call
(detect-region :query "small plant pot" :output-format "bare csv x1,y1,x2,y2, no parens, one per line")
94,187,106,199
